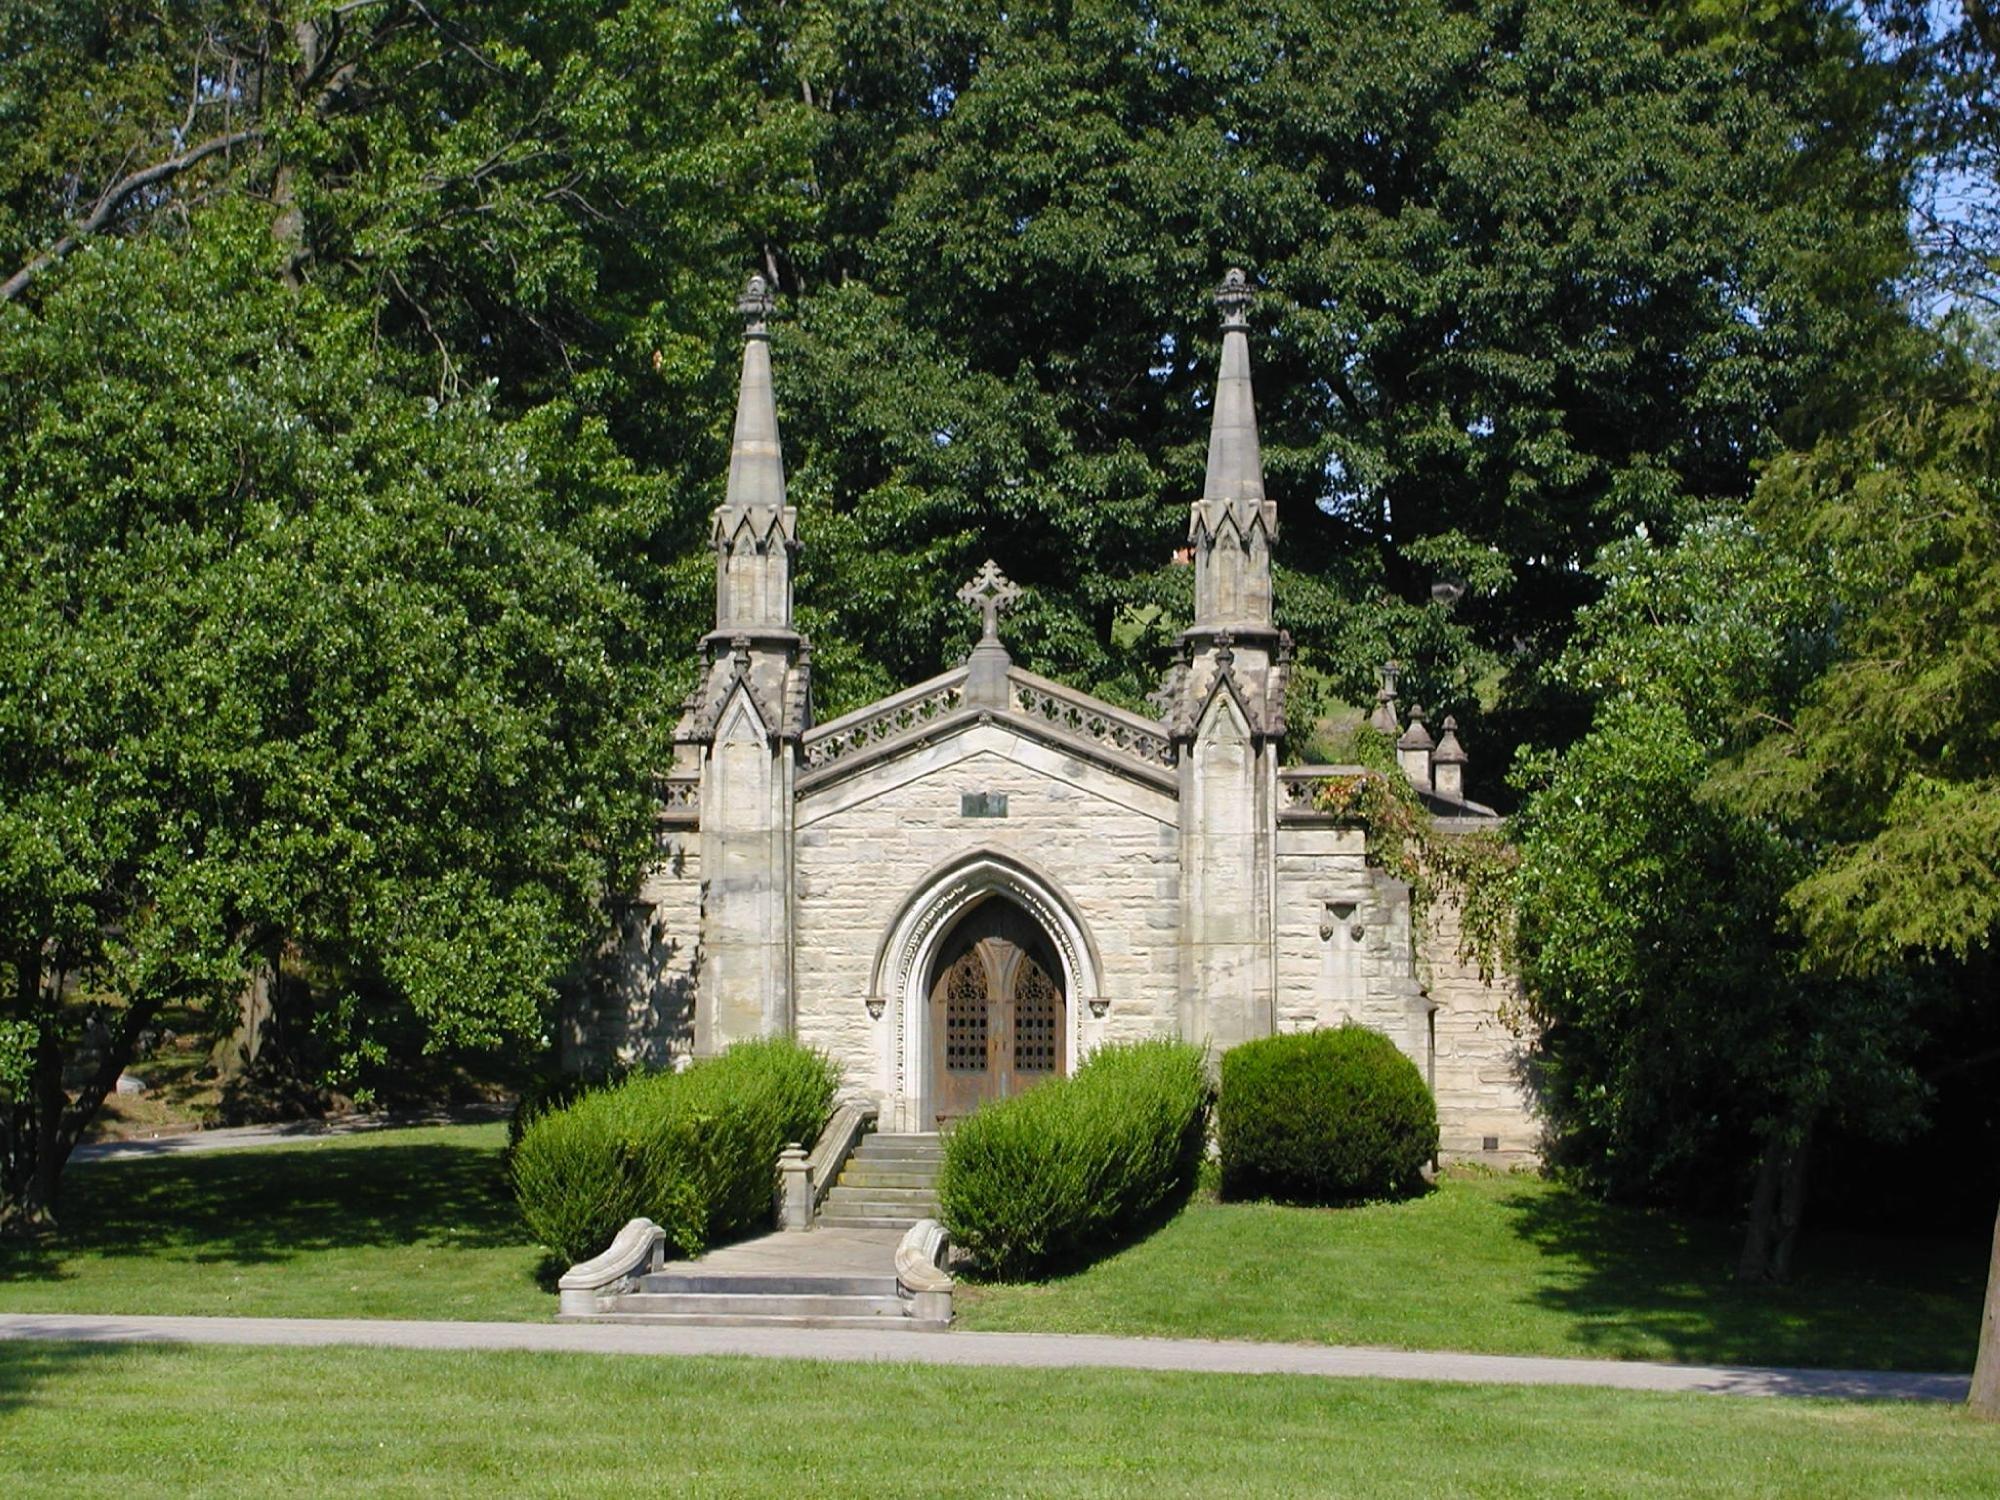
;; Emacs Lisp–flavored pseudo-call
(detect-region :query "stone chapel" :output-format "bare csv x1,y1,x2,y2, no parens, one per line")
567,270,1537,1162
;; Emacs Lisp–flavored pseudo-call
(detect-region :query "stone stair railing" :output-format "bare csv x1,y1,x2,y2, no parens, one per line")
777,1102,877,1232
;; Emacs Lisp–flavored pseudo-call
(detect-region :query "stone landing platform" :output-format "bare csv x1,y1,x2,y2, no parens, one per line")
565,1225,930,1329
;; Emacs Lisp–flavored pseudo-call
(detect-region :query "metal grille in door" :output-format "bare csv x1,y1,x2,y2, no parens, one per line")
1014,958,1060,1073
943,951,988,1071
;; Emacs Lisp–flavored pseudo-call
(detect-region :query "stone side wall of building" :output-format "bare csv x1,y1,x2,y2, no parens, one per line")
1273,820,1538,1163
561,830,703,1075
1418,896,1537,1163
1274,822,1411,1037
792,722,1181,1123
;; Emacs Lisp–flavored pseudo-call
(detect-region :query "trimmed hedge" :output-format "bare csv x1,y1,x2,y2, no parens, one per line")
1217,1024,1437,1204
511,1038,838,1265
938,1039,1210,1280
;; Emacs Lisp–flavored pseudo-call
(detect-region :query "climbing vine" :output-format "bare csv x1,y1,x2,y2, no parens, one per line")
1308,728,1518,991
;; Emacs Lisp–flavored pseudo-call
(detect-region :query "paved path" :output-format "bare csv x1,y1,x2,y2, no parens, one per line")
689,1226,904,1276
0,1313,1966,1402
72,1110,506,1163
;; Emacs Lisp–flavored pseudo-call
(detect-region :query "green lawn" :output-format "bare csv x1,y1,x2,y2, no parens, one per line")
1,1342,1995,1497
0,1126,1985,1375
954,1170,1988,1372
0,1123,548,1321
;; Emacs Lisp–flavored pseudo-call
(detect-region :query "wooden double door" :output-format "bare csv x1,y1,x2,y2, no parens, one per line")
930,901,1066,1124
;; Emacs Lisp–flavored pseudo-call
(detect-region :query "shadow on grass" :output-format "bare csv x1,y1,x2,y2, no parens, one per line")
1496,1182,1986,1372
0,1135,525,1280
0,1339,138,1418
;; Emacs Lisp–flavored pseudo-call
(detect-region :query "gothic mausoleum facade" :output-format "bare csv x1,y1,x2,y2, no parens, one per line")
568,271,1537,1162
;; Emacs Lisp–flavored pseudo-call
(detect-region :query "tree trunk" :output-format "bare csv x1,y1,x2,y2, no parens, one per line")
1737,1143,1783,1282
0,974,160,1236
1973,1198,2000,1420
1737,1121,1814,1284
1770,1119,1813,1283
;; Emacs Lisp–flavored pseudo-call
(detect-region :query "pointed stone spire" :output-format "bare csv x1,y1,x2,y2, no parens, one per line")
724,275,786,517
1188,268,1278,634
1203,268,1266,507
712,274,798,636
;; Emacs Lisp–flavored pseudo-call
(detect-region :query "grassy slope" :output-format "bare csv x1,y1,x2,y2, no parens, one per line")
2,1343,1997,1497
0,1124,547,1321
0,1126,1984,1374
954,1171,1988,1371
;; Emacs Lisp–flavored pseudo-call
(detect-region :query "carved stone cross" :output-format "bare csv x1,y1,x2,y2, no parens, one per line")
958,560,1021,643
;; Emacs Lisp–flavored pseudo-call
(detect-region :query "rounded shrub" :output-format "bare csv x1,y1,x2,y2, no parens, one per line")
511,1037,837,1266
1217,1024,1437,1204
938,1038,1209,1281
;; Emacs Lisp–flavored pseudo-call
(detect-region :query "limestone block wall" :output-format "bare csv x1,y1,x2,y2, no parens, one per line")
792,722,1181,1125
561,830,702,1074
1274,819,1538,1163
1274,822,1413,1039
1419,897,1537,1163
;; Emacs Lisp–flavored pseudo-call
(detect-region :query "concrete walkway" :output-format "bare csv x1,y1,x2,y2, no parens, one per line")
0,1313,1967,1403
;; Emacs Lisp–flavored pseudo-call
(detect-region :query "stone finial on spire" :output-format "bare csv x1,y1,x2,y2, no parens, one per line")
1215,266,1254,330
737,273,776,337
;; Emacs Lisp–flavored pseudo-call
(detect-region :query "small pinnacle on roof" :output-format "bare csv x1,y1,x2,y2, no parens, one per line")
1398,705,1434,752
1369,659,1402,735
1434,715,1468,763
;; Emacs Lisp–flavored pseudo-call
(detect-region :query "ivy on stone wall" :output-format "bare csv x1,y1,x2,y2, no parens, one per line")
1310,728,1517,992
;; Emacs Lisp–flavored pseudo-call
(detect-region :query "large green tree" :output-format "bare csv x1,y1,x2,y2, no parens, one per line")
1510,512,1938,1280
755,0,1908,740
1719,347,2000,1412
0,0,798,1226
0,212,673,1228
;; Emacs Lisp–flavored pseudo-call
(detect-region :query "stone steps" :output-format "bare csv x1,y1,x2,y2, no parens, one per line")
847,1141,943,1165
601,1290,910,1320
836,1167,939,1189
818,1132,942,1230
636,1271,899,1297
569,1310,943,1330
586,1261,942,1329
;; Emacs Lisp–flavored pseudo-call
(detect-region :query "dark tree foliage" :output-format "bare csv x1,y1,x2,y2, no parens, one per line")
0,3,1923,1242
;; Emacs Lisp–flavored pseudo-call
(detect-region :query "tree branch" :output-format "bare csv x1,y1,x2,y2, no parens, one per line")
0,129,262,304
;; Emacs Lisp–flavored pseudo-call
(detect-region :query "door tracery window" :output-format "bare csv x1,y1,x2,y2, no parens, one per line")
928,900,1067,1123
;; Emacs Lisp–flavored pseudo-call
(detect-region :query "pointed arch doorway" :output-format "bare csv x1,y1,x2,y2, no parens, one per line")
928,897,1066,1124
